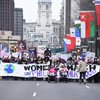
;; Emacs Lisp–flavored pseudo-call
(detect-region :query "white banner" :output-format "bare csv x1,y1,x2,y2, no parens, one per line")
0,63,49,78
0,63,100,79
66,64,100,79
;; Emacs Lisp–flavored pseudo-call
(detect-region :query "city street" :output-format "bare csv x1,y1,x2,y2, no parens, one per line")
0,80,100,100
0,0,100,100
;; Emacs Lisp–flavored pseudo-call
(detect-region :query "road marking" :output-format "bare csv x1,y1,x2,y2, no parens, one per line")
85,85,90,89
33,92,36,97
37,83,39,86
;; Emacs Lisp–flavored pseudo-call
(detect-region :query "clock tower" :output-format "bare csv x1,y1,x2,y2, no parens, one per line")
37,0,52,41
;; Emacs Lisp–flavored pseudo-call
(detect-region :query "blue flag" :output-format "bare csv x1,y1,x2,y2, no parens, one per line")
63,38,67,52
75,27,80,37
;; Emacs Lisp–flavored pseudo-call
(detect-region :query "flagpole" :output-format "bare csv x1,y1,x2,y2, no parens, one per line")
94,1,98,57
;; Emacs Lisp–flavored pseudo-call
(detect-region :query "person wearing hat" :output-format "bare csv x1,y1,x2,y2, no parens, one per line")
77,57,87,84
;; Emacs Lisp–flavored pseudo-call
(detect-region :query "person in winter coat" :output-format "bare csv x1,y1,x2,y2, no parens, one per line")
77,57,87,84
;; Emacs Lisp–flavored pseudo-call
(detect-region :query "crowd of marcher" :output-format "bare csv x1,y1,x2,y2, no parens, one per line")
0,55,100,83
1,55,100,65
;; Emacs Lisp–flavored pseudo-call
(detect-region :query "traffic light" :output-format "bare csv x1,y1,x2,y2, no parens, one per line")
10,46,18,52
14,46,18,52
77,48,81,55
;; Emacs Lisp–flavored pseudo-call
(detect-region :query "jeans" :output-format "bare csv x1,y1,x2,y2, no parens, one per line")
79,71,86,83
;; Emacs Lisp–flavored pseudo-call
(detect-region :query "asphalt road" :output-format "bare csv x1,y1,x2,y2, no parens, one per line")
0,80,100,100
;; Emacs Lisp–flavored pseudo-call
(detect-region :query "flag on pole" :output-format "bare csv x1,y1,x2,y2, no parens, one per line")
70,27,76,48
81,22,86,38
80,11,95,38
75,27,81,46
75,27,80,37
63,38,67,52
70,27,76,37
95,0,100,26
76,37,81,46
70,27,81,46
74,20,81,37
64,35,72,53
90,21,95,38
80,11,90,38
66,34,74,52
74,20,81,45
89,11,95,38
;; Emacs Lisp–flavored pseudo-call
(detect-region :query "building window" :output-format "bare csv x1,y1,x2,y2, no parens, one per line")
33,27,36,32
46,13,49,19
53,37,57,43
46,25,50,27
39,5,41,10
53,28,55,32
46,5,49,10
37,25,41,27
50,37,52,43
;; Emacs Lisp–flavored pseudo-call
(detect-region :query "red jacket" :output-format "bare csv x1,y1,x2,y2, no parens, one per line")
49,67,56,74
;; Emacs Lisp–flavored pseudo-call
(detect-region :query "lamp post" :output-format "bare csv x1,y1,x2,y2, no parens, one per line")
94,0,100,57
88,40,95,52
94,5,98,57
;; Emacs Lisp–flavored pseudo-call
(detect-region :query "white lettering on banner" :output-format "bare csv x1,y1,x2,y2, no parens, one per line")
0,63,100,79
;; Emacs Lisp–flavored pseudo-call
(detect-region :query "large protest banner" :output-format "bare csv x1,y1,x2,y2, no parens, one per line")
0,62,100,79
0,63,49,78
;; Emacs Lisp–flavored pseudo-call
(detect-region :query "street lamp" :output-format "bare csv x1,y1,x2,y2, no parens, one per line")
88,40,95,52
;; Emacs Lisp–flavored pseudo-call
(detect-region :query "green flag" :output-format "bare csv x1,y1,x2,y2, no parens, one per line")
90,21,95,38
76,24,81,33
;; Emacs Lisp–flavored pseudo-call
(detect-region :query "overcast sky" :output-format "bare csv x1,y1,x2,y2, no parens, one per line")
14,0,62,22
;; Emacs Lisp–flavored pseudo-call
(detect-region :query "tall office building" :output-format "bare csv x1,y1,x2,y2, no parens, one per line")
14,8,23,40
60,0,64,45
80,0,95,11
64,0,71,34
0,0,14,34
71,0,80,26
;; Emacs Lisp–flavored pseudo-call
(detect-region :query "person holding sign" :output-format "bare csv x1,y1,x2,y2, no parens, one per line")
77,57,87,84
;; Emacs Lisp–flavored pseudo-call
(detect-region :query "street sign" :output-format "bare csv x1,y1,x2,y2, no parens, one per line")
88,41,95,43
97,37,100,40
